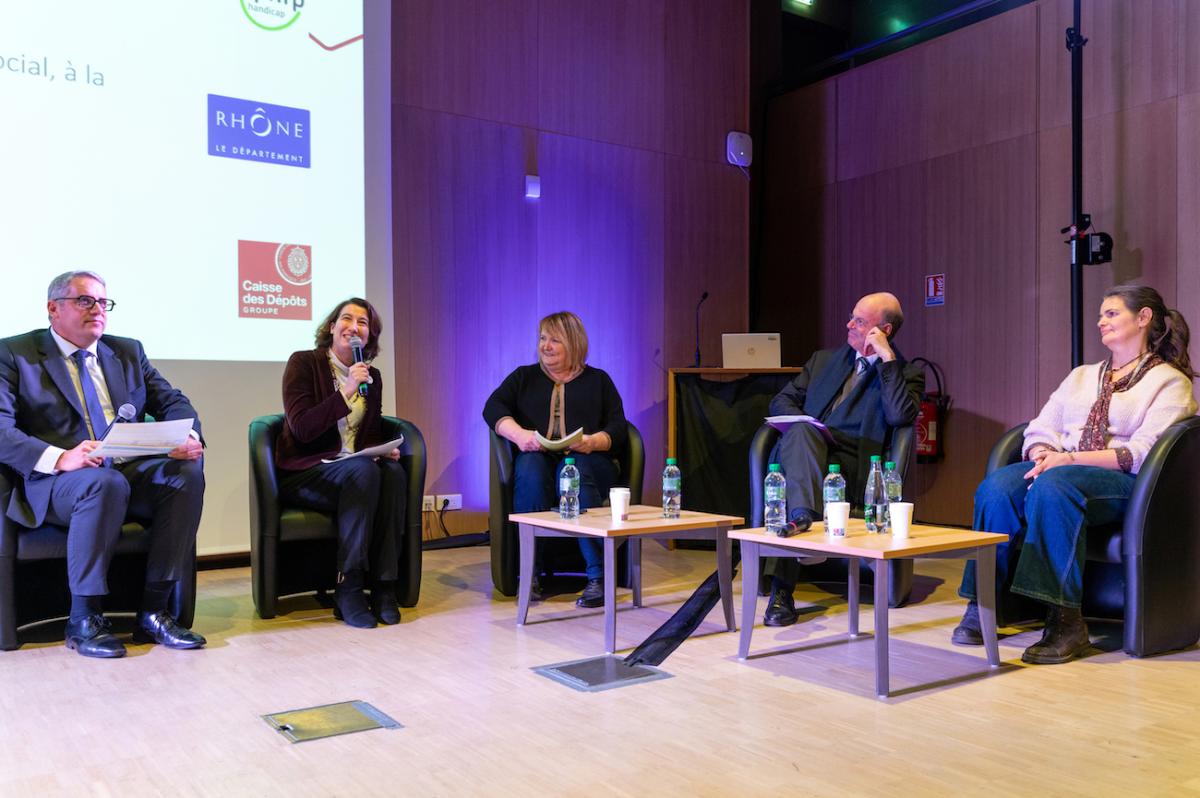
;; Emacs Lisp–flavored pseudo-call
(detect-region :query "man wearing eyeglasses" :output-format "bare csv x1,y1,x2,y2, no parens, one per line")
0,270,206,657
760,292,925,627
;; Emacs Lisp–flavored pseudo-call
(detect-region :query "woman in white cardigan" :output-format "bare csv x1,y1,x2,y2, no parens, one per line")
953,285,1197,664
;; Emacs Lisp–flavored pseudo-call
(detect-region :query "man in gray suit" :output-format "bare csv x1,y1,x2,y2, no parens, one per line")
763,292,924,626
0,271,206,657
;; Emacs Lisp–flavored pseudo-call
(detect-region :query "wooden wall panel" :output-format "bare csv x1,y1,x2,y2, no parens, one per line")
1178,94,1200,327
836,48,927,182
909,136,1039,524
664,0,750,163
1035,100,1179,400
765,82,838,190
538,0,667,152
393,0,537,127
1183,0,1200,96
391,1,749,521
393,107,538,513
834,162,929,349
922,4,1038,161
664,156,750,373
1038,0,1180,130
536,133,666,495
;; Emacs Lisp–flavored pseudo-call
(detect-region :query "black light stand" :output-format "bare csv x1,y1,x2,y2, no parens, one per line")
1062,0,1113,367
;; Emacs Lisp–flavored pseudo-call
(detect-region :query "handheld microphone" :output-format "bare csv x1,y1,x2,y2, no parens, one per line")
692,291,709,368
99,403,136,440
349,336,369,397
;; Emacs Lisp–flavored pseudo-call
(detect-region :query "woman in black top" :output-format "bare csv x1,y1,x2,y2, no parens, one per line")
483,311,627,608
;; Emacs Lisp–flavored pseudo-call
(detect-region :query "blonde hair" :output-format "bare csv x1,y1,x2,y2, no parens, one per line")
538,311,589,372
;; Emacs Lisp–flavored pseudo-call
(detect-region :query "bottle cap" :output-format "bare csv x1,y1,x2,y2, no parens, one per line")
564,457,575,465
828,464,841,473
885,461,895,469
666,457,677,465
870,455,881,462
768,463,782,472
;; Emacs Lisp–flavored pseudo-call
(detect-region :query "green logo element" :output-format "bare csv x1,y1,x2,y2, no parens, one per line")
240,0,303,32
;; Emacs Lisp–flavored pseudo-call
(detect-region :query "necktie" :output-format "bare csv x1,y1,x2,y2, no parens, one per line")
831,357,869,413
71,349,110,440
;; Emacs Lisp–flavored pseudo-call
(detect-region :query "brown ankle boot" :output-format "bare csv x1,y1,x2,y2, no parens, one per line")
1021,605,1089,665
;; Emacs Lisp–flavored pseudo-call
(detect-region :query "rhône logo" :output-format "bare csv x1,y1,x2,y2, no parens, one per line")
207,94,311,168
240,0,304,31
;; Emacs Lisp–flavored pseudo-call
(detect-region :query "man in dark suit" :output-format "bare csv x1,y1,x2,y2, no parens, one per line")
0,271,206,657
763,292,924,626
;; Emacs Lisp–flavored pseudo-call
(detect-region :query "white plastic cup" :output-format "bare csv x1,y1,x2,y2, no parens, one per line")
610,487,631,522
890,502,914,538
825,501,850,538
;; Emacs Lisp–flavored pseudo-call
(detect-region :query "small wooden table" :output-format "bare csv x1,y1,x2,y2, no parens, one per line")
730,521,1008,698
509,506,744,654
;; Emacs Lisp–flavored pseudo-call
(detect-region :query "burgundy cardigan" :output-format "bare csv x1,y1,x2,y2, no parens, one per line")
275,347,385,472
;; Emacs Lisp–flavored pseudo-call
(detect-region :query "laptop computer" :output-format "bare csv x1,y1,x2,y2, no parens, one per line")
721,333,782,369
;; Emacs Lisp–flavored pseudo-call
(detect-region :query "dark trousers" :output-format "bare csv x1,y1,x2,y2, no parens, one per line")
766,422,860,589
278,457,407,582
44,457,205,597
513,451,617,580
960,462,1135,609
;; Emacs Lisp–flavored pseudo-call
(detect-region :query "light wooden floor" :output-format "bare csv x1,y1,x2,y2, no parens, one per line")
2,544,1200,797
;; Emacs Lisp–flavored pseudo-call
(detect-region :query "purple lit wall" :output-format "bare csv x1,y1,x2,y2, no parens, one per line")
392,1,750,530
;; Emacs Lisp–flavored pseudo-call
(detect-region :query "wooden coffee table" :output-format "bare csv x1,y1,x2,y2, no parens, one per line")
730,520,1008,698
509,505,744,654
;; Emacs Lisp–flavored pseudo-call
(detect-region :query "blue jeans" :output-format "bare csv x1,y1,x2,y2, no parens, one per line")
960,462,1135,608
513,451,618,579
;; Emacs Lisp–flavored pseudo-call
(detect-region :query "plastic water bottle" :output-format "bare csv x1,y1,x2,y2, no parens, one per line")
662,457,682,518
559,457,580,519
863,455,887,533
764,463,787,535
822,463,846,526
883,460,903,533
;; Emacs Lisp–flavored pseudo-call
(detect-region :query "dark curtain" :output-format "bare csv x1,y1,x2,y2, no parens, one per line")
675,373,795,520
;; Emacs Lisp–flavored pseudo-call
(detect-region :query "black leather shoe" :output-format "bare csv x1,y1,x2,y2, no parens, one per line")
763,587,798,627
133,611,206,649
371,587,401,626
951,601,983,646
64,614,126,658
576,578,604,608
1021,605,1089,665
334,587,377,628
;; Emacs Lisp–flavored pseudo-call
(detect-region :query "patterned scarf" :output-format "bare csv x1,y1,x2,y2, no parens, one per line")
1077,354,1163,451
539,363,581,439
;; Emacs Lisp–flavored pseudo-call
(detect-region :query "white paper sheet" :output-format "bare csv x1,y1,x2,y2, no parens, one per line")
89,419,196,458
321,435,405,464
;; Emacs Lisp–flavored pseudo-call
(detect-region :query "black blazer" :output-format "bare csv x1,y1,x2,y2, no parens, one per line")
769,344,924,490
0,328,201,527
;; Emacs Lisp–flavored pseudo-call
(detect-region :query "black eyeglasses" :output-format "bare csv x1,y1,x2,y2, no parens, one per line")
52,295,116,311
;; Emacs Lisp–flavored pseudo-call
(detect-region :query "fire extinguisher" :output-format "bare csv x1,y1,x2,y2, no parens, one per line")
911,358,950,463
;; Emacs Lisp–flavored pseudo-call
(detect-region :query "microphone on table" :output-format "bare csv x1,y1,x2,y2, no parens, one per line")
349,336,369,397
780,517,812,536
692,291,709,368
99,403,137,440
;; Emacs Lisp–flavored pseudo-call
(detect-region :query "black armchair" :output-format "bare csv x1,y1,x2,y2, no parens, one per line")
748,423,915,607
985,418,1200,657
248,414,427,618
489,421,644,597
0,466,195,651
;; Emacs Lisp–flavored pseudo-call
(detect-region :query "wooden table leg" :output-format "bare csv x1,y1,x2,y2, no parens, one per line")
630,538,643,608
738,541,760,659
517,524,534,625
604,537,617,654
715,526,735,631
847,557,860,637
873,559,891,698
976,546,1001,667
